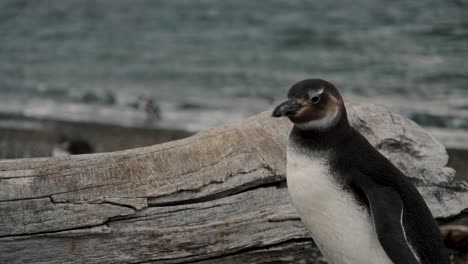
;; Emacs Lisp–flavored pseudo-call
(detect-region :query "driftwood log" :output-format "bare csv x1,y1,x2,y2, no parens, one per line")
0,103,467,264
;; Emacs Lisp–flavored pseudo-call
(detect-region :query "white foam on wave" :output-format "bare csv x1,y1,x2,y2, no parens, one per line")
0,98,152,128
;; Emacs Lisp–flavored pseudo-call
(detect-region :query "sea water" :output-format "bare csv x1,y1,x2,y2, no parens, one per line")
0,0,467,137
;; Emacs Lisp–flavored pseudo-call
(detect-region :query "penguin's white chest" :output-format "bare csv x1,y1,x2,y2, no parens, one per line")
286,149,393,264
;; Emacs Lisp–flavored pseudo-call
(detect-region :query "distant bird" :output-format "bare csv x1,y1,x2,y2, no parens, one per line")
136,96,161,120
272,79,449,264
52,136,94,156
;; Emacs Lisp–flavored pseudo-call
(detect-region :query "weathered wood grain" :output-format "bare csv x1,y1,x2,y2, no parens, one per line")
0,103,466,263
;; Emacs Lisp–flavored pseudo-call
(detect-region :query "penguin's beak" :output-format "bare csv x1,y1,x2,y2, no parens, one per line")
272,99,303,118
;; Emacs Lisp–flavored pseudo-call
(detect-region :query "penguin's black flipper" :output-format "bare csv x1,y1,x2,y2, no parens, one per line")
362,184,420,264
346,129,450,264
351,173,420,264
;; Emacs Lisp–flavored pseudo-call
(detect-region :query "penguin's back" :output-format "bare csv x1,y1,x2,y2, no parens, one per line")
344,129,449,263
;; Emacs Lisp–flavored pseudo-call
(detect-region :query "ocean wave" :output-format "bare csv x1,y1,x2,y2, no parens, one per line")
0,98,152,128
1,93,467,133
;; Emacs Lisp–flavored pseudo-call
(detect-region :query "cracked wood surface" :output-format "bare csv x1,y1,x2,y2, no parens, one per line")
0,103,466,263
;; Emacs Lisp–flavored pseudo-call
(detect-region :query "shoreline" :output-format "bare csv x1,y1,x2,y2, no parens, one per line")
0,119,193,159
447,148,468,182
0,118,467,182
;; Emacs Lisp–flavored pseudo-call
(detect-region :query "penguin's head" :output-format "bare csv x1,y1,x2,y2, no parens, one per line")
272,79,347,130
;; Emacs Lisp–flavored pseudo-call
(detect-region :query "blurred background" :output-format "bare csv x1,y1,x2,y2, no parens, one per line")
0,0,467,179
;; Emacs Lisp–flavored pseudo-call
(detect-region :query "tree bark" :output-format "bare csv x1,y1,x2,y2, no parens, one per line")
0,103,466,264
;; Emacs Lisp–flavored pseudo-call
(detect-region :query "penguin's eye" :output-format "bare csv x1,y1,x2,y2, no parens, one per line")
310,96,321,104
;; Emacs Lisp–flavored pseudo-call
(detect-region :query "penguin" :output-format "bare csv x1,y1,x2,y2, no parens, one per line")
272,79,450,264
52,136,94,156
